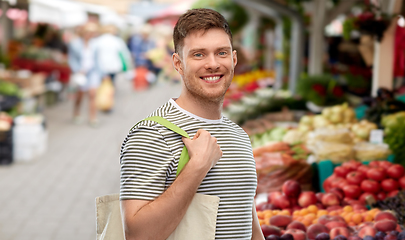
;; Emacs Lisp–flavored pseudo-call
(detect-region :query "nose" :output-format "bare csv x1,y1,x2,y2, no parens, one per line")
204,54,220,70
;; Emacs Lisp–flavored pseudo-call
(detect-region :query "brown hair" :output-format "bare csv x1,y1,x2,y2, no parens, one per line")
173,8,233,55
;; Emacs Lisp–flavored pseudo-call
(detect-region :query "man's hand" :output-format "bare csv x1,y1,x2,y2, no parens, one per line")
182,129,222,173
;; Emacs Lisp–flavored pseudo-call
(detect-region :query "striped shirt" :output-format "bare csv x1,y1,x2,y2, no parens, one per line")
120,98,257,239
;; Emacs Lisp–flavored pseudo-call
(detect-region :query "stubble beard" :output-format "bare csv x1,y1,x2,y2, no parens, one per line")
184,74,232,106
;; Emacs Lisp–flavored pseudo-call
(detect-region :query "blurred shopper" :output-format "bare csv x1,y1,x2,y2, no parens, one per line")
67,22,101,127
95,24,132,86
128,24,156,90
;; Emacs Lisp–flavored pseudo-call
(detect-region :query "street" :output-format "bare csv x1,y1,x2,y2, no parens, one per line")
0,76,182,240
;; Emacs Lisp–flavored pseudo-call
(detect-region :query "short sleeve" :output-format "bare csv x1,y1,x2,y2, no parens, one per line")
119,125,174,201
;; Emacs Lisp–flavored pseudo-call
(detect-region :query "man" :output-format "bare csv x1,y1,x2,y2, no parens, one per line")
120,8,264,240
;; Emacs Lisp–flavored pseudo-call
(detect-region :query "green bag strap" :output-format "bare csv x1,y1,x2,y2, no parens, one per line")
130,116,190,177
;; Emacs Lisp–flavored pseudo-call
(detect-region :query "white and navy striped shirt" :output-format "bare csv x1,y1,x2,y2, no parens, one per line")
120,98,257,239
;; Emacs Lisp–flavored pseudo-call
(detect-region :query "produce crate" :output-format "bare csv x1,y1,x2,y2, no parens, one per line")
314,155,395,192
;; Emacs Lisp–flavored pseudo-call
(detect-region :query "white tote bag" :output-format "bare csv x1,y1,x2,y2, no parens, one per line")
96,116,220,240
96,193,219,240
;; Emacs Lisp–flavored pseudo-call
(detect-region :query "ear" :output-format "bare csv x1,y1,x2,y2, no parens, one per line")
232,50,238,68
172,53,184,76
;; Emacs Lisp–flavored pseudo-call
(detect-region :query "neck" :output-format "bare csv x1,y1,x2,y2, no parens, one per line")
175,92,223,120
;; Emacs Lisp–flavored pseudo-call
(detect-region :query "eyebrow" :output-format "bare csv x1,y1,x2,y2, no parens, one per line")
189,46,232,53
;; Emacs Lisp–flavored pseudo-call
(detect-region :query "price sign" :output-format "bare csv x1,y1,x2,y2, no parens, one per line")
369,129,384,144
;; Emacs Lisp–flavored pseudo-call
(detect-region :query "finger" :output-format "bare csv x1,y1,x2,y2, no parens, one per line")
182,137,191,145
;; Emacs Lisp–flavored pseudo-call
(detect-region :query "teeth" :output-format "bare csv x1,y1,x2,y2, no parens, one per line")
203,76,220,81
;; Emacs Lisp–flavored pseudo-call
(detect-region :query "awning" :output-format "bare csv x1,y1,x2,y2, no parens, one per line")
29,0,88,28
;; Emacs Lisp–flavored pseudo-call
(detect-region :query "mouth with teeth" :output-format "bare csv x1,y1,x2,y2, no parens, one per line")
200,75,223,83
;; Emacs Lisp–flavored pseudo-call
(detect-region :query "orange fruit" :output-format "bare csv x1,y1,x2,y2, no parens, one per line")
344,213,353,223
293,210,300,216
307,205,318,214
280,209,291,216
317,210,328,217
363,214,374,222
352,213,363,225
300,208,309,216
301,218,312,227
343,205,353,213
304,213,317,221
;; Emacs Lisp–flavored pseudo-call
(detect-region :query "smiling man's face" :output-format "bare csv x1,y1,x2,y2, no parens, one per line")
173,28,237,104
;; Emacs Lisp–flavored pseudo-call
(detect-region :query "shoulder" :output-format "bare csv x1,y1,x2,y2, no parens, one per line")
128,100,178,134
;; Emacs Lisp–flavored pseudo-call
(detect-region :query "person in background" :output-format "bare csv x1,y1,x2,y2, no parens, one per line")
128,24,156,90
67,22,101,127
95,24,132,86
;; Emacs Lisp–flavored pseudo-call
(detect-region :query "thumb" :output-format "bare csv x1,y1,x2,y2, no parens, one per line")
182,137,191,146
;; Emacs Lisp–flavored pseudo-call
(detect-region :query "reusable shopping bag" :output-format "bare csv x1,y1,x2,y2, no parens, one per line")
95,77,114,111
96,116,220,240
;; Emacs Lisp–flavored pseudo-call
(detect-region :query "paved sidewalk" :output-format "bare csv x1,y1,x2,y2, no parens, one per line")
0,77,181,240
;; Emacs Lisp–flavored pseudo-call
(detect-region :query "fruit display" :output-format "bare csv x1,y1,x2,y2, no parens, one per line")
323,160,405,203
257,180,404,240
254,142,313,194
371,190,405,225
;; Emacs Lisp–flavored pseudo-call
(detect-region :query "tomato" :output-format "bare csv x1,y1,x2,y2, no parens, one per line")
334,166,351,178
386,164,405,179
346,171,366,185
342,184,363,199
367,167,387,182
360,179,381,193
381,178,399,192
398,176,405,189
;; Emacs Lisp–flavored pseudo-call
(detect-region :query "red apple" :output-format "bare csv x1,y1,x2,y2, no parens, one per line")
256,202,277,211
322,192,340,207
327,205,343,212
272,194,291,209
282,180,302,198
367,167,387,182
342,184,363,199
346,171,366,185
261,225,281,237
298,191,318,208
358,225,377,238
316,192,324,203
335,166,351,178
386,164,405,179
329,188,344,201
361,179,381,193
330,227,350,239
284,229,307,240
352,204,368,211
399,176,405,189
381,179,399,192
268,191,283,204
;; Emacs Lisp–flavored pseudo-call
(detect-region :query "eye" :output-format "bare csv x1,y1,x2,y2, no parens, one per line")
218,51,228,56
194,53,203,57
